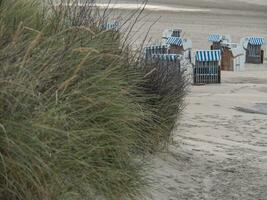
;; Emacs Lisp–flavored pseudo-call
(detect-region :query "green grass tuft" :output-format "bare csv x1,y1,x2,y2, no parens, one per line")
0,0,188,199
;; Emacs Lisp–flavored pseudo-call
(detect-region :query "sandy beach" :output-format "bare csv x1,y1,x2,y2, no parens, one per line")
97,1,267,58
97,0,267,199
147,64,267,199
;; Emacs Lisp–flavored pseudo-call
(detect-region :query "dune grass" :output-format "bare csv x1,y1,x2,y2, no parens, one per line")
0,0,187,199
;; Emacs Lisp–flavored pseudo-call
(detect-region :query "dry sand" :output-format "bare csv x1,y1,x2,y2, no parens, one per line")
97,0,267,199
147,64,267,200
100,0,267,52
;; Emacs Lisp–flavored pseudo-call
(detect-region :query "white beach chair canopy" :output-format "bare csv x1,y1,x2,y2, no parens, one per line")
166,37,183,46
222,43,244,57
195,50,221,62
182,39,193,50
248,37,265,45
208,34,223,42
231,47,244,57
241,36,265,49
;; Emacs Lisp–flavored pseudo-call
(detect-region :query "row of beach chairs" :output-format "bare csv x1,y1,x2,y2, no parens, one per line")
103,22,265,85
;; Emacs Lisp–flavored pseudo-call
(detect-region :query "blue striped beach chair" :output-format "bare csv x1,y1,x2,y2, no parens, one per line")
102,21,119,31
243,36,265,64
193,50,221,84
149,54,182,72
144,45,169,59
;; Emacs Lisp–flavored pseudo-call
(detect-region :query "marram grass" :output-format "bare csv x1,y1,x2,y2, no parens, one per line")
0,0,187,199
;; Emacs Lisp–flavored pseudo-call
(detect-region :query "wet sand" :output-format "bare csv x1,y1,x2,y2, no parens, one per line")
98,0,267,199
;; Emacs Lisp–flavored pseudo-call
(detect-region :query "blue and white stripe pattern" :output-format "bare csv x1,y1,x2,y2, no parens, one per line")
102,21,119,31
145,45,169,53
248,37,265,45
152,54,181,62
166,37,183,46
145,45,169,58
208,34,222,42
195,50,221,62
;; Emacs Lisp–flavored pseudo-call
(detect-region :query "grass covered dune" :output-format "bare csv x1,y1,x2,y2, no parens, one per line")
0,0,187,199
